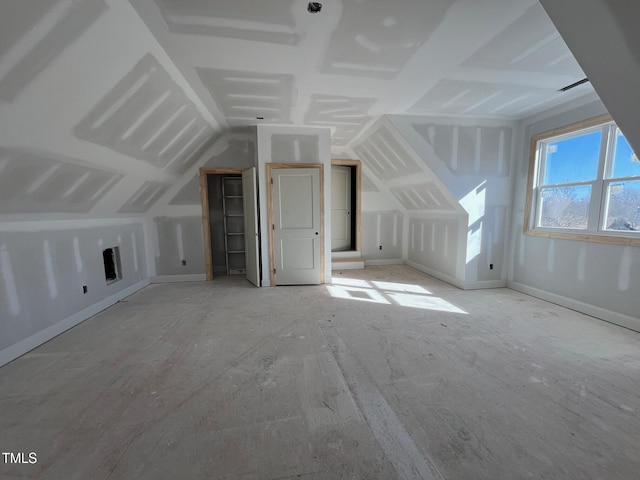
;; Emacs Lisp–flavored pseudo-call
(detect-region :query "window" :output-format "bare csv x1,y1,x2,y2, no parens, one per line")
525,115,640,245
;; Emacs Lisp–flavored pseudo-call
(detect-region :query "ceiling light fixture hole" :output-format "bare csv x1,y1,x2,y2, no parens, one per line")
308,2,322,14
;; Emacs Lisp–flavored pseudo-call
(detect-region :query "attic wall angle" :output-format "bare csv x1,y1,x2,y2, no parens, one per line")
354,125,422,181
118,181,169,214
0,148,122,214
168,137,256,206
0,0,107,102
461,3,583,76
353,119,463,216
74,54,216,176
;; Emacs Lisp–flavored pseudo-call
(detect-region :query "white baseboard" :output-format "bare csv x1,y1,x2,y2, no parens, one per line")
151,274,207,283
405,260,465,289
406,261,507,290
0,279,150,368
364,258,404,266
464,279,507,290
508,280,640,333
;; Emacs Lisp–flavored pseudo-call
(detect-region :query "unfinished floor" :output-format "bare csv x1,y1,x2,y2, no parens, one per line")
1,265,639,480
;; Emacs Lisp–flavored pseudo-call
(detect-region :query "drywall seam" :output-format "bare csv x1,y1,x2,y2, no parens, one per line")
142,216,157,278
0,278,150,368
508,280,640,333
402,217,410,260
405,260,465,290
151,274,206,283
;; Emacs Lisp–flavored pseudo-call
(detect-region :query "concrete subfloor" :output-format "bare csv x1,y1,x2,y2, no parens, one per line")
1,265,639,480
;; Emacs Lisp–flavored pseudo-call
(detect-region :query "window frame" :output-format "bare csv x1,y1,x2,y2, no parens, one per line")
524,114,640,247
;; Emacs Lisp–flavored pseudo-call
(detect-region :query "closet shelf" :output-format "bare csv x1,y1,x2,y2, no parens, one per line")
222,176,246,275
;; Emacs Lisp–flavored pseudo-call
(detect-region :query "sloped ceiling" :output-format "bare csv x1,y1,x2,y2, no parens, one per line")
539,0,640,158
0,0,594,218
131,0,592,134
0,0,219,219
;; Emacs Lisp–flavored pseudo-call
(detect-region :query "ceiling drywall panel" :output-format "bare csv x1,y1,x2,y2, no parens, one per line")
118,181,170,214
168,175,201,206
129,0,594,148
0,0,222,218
0,0,107,102
390,182,456,211
0,148,121,214
75,54,216,175
408,79,578,118
353,117,465,216
154,0,300,45
167,136,256,206
0,0,603,221
362,173,379,193
462,3,583,76
197,68,295,125
305,94,375,147
354,125,423,182
321,0,455,79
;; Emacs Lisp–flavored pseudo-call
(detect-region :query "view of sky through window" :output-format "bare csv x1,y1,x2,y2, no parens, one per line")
545,130,601,184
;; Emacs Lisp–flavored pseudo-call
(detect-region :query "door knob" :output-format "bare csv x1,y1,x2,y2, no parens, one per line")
315,232,319,235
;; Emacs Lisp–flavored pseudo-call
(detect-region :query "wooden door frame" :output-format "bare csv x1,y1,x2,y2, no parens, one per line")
267,163,325,286
200,167,247,281
331,159,362,253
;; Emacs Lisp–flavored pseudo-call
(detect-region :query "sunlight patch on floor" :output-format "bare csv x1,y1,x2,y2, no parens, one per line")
328,277,467,314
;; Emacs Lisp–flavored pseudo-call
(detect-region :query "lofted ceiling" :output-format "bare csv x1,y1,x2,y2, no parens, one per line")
0,0,594,217
131,0,592,144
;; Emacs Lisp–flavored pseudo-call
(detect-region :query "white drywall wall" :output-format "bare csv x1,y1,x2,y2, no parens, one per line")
389,114,517,288
257,125,332,286
146,133,257,280
0,218,149,366
508,98,640,330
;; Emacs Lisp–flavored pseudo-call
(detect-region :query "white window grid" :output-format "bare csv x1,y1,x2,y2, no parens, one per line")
532,121,639,235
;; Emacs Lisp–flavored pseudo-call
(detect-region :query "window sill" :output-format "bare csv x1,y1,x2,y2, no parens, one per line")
524,226,640,247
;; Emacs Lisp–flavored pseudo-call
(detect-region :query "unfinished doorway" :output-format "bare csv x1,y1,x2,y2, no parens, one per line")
331,159,361,253
199,167,260,284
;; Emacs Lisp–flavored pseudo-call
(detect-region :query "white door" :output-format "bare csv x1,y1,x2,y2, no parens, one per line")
331,165,351,251
242,168,260,286
272,167,322,285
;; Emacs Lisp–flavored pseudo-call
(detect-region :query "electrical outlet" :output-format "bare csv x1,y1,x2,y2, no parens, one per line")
182,260,187,266
489,263,494,270
83,285,88,294
379,245,382,250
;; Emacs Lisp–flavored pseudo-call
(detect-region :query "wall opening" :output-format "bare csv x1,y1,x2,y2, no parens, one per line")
103,246,122,284
207,174,247,275
331,160,362,253
200,167,256,282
